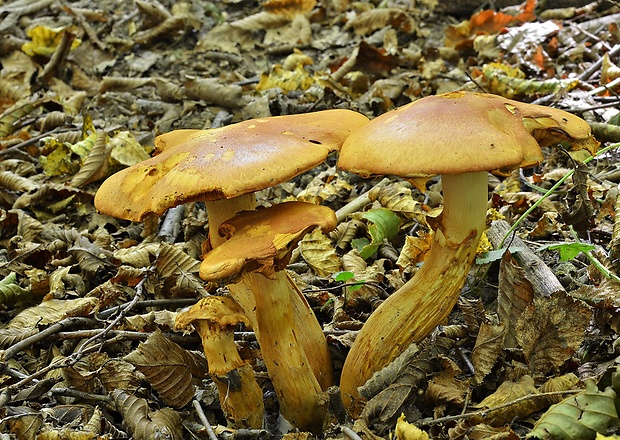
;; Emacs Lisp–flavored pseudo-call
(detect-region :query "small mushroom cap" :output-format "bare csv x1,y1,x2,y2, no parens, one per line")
175,296,250,331
199,201,337,282
339,91,599,178
95,110,369,221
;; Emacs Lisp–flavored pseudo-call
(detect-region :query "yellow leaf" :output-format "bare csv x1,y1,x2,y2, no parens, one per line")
395,414,430,440
256,64,317,93
21,25,81,57
110,131,152,167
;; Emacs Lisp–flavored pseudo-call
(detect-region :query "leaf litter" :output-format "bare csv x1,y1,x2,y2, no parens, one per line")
1,0,620,438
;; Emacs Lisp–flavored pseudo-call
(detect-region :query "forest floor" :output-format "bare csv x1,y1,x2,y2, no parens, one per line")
1,0,620,439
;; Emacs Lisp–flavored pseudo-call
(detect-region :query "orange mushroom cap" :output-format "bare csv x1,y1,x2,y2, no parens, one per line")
339,91,599,178
199,201,337,283
95,110,369,221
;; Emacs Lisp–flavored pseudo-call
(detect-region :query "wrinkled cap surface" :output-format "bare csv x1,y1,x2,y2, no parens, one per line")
199,201,337,283
95,110,369,221
175,296,250,331
339,91,599,178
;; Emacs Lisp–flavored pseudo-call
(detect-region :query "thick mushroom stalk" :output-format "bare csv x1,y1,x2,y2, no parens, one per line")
175,296,264,428
199,201,338,430
337,91,600,414
339,171,487,413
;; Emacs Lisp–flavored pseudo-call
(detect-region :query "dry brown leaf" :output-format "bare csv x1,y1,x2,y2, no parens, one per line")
299,227,341,277
468,424,520,440
123,330,208,408
497,249,534,348
62,353,101,393
516,291,592,375
262,0,316,18
7,297,99,329
396,232,432,270
264,14,312,46
539,373,581,404
474,375,545,426
112,389,183,440
156,242,201,278
0,410,43,438
471,322,506,385
368,182,427,225
124,310,180,331
331,219,365,250
70,131,109,187
296,174,352,205
114,242,159,268
346,8,415,35
184,77,244,109
98,357,140,393
425,356,468,407
0,170,38,193
231,11,289,31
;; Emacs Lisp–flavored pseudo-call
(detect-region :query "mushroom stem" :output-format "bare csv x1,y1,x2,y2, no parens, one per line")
236,271,328,431
206,194,257,247
206,197,333,425
340,171,488,414
176,297,264,428
193,319,265,428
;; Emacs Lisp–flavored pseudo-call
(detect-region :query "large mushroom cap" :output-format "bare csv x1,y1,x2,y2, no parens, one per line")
199,201,337,283
339,91,599,178
95,110,369,221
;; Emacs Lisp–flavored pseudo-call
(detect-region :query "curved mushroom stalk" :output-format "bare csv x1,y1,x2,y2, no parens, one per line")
200,201,338,431
176,297,264,428
337,91,599,416
339,172,488,413
206,196,333,392
235,272,328,430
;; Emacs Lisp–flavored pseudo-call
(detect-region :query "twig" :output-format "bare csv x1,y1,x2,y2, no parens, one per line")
158,205,186,243
335,192,371,223
52,329,200,345
328,386,348,424
418,389,583,427
50,387,113,405
342,426,364,440
96,297,197,319
579,43,620,81
2,317,95,361
193,399,219,440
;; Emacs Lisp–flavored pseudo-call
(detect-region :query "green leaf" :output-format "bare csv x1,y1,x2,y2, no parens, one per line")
358,209,400,259
608,112,620,126
333,271,365,291
526,380,618,439
545,242,595,261
333,271,355,282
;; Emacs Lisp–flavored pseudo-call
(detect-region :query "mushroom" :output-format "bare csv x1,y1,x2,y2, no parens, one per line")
337,91,599,413
175,296,264,428
200,201,338,431
94,110,369,399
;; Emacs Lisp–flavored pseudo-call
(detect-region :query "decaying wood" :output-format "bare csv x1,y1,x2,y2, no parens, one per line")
487,220,566,297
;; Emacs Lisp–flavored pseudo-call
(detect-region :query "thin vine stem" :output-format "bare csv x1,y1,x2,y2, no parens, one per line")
500,142,620,247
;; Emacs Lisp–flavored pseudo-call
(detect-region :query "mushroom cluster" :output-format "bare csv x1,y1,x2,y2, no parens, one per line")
337,91,599,414
95,109,369,431
95,93,600,430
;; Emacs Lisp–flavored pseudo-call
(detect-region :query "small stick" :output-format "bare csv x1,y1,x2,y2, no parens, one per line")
193,399,219,440
342,426,364,440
